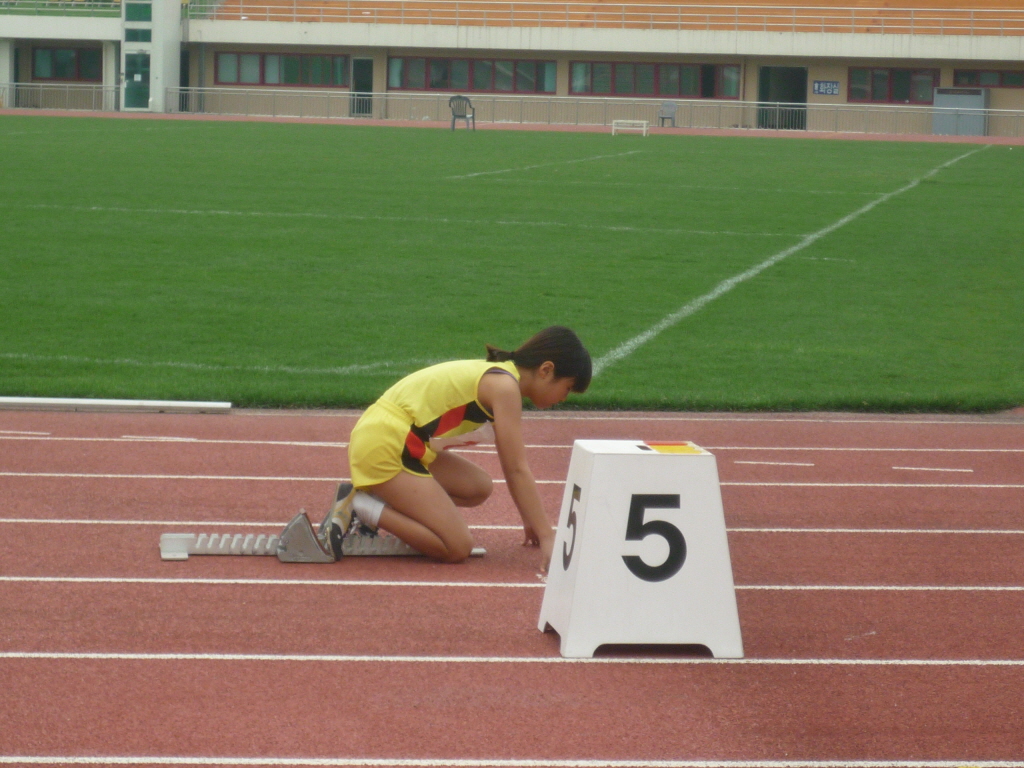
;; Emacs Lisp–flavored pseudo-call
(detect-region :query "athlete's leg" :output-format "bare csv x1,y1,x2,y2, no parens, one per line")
367,471,476,563
428,450,493,507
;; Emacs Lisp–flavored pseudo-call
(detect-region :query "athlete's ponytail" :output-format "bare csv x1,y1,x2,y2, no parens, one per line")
486,326,591,393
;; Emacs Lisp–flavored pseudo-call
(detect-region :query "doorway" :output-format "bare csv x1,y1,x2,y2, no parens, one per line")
124,52,150,109
351,58,373,116
757,66,807,130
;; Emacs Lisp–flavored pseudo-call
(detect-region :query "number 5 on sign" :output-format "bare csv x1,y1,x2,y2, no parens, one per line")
538,440,744,659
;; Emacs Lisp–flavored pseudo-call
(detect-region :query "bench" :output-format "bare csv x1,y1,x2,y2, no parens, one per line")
611,119,649,136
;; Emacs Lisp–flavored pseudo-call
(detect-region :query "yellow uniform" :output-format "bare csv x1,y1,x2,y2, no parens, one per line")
348,359,519,489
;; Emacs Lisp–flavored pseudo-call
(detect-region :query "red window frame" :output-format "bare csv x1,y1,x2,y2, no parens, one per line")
387,57,555,94
214,52,350,88
32,47,102,83
847,67,939,104
954,69,1024,88
569,61,739,99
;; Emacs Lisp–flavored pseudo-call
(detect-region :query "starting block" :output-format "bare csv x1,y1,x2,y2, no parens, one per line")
160,511,485,562
538,440,743,658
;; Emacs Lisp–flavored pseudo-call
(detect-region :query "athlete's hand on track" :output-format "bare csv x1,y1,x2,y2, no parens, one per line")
522,524,554,574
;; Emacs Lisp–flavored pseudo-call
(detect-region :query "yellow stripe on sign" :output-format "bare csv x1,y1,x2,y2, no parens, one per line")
645,441,705,455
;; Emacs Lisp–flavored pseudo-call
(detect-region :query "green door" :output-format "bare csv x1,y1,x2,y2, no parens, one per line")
124,52,150,109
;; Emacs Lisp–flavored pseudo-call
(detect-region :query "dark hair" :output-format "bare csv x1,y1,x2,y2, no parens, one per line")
486,326,591,393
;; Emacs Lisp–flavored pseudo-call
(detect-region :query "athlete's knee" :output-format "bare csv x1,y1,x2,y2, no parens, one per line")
463,475,493,507
440,530,475,563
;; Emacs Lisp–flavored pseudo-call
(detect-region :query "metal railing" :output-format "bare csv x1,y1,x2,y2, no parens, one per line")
0,0,121,15
0,82,119,111
3,84,1021,138
185,1,1024,36
165,87,1024,137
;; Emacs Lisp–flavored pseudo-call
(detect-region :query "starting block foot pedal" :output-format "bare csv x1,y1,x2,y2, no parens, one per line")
277,511,336,563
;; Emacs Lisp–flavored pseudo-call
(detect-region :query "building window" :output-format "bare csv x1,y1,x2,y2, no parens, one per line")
215,52,349,87
955,70,1024,88
124,1,152,22
32,48,102,82
124,29,152,43
387,57,555,93
570,61,738,98
848,68,938,104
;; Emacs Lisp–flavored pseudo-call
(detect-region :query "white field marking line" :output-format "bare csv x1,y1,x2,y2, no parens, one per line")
488,178,885,195
0,430,50,436
3,472,1021,488
0,352,438,378
446,150,642,179
893,466,974,473
591,146,988,377
8,200,762,239
734,460,815,467
4,520,1023,536
1,576,1021,592
4,653,1024,671
1,761,1022,768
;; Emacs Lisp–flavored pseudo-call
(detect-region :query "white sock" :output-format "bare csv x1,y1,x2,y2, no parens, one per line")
352,491,385,529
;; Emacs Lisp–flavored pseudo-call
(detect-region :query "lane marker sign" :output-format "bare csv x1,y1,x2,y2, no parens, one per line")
538,440,744,658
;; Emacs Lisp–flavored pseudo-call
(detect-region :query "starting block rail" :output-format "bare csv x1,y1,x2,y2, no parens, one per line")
611,119,649,136
160,511,485,562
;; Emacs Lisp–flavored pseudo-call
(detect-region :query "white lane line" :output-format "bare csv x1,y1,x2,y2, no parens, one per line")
526,413,1024,426
893,466,974,473
734,461,815,467
4,436,1023,454
3,520,1023,536
591,146,985,376
0,435,349,447
3,652,1024,669
0,472,346,482
446,150,642,179
0,430,50,436
2,472,1020,488
1,758,1022,768
728,528,1024,535
0,472,555,484
711,447,1024,453
722,482,1023,489
0,518,523,530
1,577,1020,592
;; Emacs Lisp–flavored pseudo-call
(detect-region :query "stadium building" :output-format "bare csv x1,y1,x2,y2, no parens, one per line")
2,0,1023,135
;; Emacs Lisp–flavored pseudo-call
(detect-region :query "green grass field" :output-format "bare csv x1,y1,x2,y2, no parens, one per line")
1,114,1021,411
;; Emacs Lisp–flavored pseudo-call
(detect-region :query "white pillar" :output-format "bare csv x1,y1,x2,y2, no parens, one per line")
0,39,13,109
150,0,181,112
102,40,118,111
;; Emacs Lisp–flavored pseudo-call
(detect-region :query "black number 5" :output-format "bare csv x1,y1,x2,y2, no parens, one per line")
562,484,581,571
622,494,685,582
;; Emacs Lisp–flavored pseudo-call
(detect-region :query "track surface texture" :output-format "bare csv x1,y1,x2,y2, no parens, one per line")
1,407,1023,768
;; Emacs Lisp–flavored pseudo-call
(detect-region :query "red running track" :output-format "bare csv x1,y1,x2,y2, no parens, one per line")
1,407,1023,767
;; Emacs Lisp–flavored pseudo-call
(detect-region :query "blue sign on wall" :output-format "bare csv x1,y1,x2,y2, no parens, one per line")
813,80,841,96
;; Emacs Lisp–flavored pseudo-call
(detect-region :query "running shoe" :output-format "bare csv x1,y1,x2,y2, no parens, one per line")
318,482,355,560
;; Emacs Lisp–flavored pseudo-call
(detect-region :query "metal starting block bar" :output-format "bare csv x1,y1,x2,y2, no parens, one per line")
160,511,485,562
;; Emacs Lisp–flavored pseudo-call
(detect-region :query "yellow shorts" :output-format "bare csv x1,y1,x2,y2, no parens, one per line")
348,401,436,489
